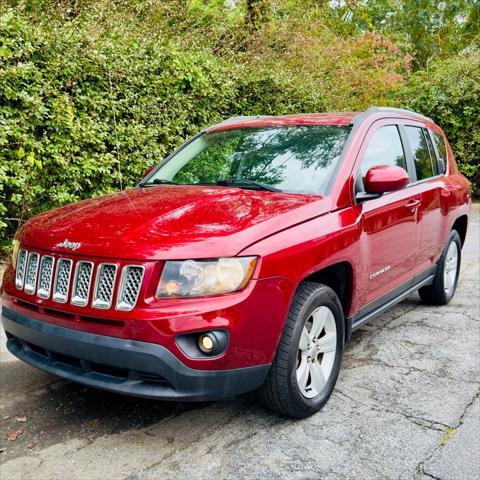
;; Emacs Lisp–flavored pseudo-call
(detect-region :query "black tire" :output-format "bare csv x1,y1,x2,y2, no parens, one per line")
418,230,462,305
259,282,344,418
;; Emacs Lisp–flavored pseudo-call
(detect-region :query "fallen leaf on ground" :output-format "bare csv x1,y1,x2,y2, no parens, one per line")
27,441,37,449
15,416,27,423
7,429,23,441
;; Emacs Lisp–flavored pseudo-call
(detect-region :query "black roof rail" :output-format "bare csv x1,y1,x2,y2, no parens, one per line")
353,106,433,124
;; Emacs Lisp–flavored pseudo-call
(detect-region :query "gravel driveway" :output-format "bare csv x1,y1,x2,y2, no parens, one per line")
1,205,479,480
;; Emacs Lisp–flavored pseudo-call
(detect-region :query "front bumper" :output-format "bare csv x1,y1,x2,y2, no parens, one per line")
1,307,270,401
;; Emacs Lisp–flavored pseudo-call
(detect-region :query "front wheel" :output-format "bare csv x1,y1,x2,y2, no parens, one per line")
418,230,462,305
259,282,344,418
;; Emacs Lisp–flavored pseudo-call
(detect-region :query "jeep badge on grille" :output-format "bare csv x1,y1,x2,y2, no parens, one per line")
56,239,81,251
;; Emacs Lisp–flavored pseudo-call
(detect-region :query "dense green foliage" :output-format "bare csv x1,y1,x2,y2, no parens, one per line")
403,53,480,193
0,1,478,241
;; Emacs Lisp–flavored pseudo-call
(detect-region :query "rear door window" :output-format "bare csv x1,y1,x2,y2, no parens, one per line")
405,126,435,181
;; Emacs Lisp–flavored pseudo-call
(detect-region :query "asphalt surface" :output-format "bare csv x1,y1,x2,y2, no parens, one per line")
1,204,479,480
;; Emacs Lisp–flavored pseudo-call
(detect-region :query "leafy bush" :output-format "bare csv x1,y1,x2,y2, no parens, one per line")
400,51,480,194
0,2,477,241
0,4,411,239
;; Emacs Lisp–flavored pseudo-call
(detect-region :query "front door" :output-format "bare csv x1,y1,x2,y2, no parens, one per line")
354,121,421,306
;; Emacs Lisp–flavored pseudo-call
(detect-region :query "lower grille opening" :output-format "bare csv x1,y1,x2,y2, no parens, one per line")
13,298,124,327
90,362,129,379
135,372,167,384
44,308,76,320
16,299,39,312
8,334,171,390
25,341,48,357
53,352,82,369
80,316,124,327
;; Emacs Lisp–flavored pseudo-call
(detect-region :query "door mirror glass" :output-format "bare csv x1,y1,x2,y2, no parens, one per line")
364,165,409,194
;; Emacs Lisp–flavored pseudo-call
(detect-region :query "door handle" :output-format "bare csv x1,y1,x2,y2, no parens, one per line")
406,199,421,211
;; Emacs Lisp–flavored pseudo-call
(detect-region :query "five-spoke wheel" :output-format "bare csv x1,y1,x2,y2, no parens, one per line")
260,282,343,418
296,306,337,399
443,241,459,295
419,229,462,305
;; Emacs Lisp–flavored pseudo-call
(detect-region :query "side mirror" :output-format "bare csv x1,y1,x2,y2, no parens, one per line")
364,165,409,195
142,166,155,180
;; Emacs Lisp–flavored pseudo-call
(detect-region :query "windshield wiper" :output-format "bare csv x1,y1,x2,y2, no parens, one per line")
139,178,179,187
216,178,280,192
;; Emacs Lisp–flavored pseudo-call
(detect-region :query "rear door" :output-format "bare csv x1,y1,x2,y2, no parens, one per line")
401,122,451,272
354,120,421,307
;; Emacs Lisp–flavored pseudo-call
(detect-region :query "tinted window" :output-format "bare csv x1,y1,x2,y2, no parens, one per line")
432,131,447,174
357,125,407,191
423,129,439,174
147,125,351,194
405,126,435,180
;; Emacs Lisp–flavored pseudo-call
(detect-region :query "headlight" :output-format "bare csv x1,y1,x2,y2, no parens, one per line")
11,239,20,269
156,257,257,298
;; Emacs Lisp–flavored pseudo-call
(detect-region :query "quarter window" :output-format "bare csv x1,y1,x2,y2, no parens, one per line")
405,126,435,180
357,125,407,191
432,131,447,174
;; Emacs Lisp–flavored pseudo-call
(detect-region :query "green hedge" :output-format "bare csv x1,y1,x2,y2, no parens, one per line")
402,52,480,195
0,4,478,242
0,9,309,239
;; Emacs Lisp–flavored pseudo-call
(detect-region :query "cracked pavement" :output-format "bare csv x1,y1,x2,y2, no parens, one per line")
1,204,479,480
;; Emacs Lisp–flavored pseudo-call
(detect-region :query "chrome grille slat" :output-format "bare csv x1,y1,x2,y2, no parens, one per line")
15,249,28,289
24,252,40,294
116,266,145,311
71,261,94,307
92,263,118,309
37,255,55,299
52,258,73,303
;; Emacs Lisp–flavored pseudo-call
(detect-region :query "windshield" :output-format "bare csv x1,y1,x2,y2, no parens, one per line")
143,125,351,194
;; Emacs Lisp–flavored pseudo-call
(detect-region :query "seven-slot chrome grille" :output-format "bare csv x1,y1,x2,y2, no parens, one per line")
14,248,144,311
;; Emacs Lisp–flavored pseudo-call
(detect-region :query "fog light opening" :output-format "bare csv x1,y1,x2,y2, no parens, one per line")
198,333,216,354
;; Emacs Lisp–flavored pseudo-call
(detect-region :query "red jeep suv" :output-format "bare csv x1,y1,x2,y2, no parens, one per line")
1,107,471,418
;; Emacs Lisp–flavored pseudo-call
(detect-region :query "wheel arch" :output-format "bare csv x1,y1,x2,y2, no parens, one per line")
300,261,354,341
452,215,468,246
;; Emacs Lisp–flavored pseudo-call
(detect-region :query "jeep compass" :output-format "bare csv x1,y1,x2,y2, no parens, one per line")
1,107,471,418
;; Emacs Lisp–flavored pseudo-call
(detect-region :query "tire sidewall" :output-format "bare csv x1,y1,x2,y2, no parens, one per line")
287,286,344,414
439,231,462,303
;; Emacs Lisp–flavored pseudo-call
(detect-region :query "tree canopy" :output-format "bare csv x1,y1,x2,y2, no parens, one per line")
0,0,478,242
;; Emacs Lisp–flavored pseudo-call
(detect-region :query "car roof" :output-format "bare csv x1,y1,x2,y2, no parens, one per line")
208,113,356,132
207,107,433,132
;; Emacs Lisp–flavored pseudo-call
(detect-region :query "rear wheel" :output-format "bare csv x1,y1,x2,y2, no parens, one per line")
418,230,461,305
260,282,344,418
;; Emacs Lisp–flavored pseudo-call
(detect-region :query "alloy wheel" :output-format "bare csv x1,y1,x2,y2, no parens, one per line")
296,306,337,399
443,241,459,295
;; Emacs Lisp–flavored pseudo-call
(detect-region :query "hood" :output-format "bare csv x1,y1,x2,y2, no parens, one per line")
18,186,331,260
